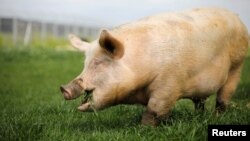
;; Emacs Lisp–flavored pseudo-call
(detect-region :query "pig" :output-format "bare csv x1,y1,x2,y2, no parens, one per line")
60,8,249,126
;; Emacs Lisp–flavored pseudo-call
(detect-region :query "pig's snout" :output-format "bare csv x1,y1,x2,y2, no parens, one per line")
60,85,73,100
60,81,84,100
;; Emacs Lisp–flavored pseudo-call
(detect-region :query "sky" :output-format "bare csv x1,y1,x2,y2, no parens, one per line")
0,0,249,31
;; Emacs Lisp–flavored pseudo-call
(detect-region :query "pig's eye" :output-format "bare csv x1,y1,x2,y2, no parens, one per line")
77,78,83,84
94,60,103,65
78,78,83,82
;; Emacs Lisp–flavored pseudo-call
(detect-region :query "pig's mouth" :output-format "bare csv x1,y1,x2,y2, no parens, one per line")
78,89,94,112
82,89,94,103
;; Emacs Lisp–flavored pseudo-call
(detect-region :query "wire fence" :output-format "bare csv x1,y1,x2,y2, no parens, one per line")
0,17,101,46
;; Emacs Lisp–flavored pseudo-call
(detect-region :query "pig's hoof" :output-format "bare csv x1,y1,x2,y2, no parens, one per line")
215,101,226,115
141,119,159,127
141,112,160,127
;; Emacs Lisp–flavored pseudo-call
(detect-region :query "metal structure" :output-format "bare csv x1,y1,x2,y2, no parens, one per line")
0,17,100,45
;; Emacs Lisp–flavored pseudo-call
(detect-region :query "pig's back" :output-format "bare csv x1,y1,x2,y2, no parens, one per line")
114,8,248,73
113,8,248,95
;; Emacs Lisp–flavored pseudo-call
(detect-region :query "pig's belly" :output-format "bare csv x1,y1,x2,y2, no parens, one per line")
182,56,229,98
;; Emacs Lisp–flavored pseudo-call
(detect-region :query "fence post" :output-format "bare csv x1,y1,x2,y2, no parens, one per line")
12,18,17,44
24,21,32,46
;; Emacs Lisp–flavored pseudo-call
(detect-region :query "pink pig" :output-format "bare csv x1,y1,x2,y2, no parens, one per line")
60,8,249,126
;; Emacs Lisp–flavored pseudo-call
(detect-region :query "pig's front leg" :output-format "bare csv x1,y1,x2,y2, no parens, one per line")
141,88,181,126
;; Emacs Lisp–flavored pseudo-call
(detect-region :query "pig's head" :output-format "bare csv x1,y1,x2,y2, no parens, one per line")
60,30,130,112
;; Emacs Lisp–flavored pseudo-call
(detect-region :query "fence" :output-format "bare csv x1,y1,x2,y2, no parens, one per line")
0,17,101,45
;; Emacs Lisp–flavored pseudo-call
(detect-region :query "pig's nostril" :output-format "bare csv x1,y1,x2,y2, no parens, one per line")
60,86,65,93
60,86,70,95
60,85,72,100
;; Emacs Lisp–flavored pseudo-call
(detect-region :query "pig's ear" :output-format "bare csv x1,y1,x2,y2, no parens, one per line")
68,34,89,52
99,30,124,59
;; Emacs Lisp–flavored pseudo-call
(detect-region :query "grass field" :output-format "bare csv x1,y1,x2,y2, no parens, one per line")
0,47,249,141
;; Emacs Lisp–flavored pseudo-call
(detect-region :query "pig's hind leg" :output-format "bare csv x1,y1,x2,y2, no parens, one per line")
191,97,206,111
216,63,243,112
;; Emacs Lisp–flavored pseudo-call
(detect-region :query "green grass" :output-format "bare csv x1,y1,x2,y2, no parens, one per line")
0,47,249,141
0,33,70,49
